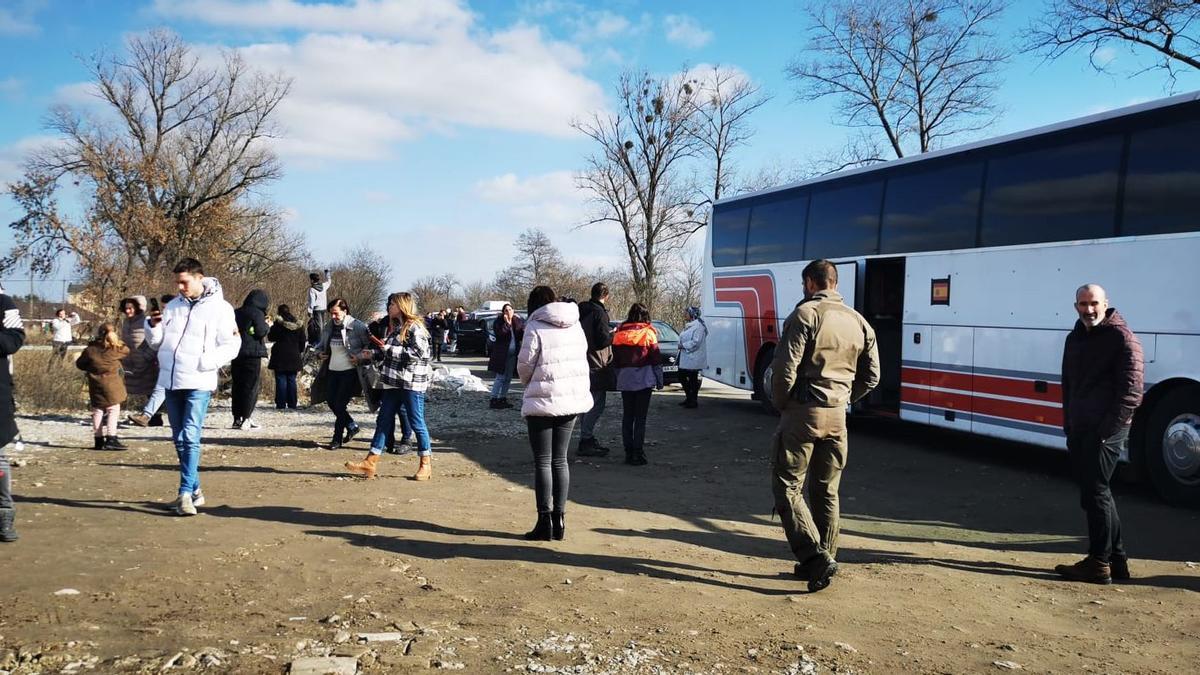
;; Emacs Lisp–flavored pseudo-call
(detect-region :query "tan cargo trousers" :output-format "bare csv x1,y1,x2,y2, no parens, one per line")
771,403,848,563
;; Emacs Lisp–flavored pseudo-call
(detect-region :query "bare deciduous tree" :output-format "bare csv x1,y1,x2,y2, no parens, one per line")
4,29,296,307
787,0,1010,158
1026,0,1200,84
693,65,771,203
329,244,392,320
410,274,460,313
575,69,708,311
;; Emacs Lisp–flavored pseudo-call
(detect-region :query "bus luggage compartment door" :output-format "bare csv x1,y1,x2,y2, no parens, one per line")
927,326,974,432
900,325,931,424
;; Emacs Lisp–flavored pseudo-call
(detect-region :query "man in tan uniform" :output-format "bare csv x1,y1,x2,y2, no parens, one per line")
771,259,879,592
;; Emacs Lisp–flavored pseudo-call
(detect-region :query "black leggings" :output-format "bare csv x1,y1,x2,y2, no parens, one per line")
230,356,262,420
527,415,574,513
621,388,653,452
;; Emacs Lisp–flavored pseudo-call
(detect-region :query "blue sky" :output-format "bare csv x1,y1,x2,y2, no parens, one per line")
1,0,1196,297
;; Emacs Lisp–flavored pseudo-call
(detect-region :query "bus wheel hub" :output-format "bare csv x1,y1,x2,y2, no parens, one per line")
1164,413,1200,483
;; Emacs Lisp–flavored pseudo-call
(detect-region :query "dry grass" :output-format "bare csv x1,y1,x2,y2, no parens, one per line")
13,349,89,411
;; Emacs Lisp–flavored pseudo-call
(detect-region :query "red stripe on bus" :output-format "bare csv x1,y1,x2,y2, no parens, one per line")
901,367,1062,404
900,385,1063,427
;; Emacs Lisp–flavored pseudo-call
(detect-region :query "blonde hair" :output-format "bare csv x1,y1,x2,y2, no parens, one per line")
388,292,422,344
93,322,126,350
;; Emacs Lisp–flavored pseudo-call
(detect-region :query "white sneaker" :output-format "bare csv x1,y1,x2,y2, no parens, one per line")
175,492,197,516
244,418,262,430
191,490,206,508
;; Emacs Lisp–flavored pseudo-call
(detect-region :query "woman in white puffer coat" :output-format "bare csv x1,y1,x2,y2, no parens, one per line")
516,286,592,542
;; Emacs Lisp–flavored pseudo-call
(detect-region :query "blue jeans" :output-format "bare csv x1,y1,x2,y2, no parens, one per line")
369,388,413,453
490,350,517,399
274,371,298,409
401,389,432,457
165,389,212,496
143,384,166,416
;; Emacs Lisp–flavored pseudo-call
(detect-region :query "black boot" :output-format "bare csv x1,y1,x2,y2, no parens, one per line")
524,511,553,541
488,398,502,409
551,510,566,541
578,438,609,457
103,435,128,451
0,507,16,543
148,412,165,427
93,435,104,450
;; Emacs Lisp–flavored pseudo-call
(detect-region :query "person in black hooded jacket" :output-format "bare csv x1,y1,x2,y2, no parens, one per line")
0,288,26,542
267,304,306,410
232,289,269,429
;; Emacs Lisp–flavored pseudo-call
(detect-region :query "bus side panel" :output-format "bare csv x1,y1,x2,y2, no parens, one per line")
1148,334,1200,386
927,326,973,432
899,324,932,424
971,328,1068,450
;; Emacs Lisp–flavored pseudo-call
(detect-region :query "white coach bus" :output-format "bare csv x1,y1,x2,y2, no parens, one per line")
704,91,1200,506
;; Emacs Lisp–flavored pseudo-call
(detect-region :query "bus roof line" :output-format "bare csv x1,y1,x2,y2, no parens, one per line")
716,89,1200,206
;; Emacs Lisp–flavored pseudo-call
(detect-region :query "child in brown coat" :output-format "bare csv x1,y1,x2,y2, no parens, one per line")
76,323,130,450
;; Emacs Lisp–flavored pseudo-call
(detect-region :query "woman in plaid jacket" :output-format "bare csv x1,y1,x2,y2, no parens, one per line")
345,291,434,481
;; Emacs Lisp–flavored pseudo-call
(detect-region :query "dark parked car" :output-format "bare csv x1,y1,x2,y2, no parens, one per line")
610,319,680,386
456,310,528,356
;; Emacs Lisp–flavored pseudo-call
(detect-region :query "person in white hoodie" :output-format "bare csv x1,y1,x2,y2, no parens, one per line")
145,258,241,516
516,285,593,541
677,306,708,409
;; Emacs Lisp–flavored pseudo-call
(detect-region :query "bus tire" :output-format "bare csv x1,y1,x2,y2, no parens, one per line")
754,345,778,416
1143,384,1200,508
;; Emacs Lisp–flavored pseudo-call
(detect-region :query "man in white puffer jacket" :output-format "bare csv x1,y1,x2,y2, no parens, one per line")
145,258,241,516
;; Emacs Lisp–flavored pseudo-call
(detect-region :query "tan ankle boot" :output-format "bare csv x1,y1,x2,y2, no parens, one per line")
345,452,380,479
412,455,431,481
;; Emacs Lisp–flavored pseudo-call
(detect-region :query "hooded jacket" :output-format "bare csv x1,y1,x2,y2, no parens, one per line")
120,295,159,396
0,293,26,447
517,302,593,417
234,289,270,360
145,277,241,392
1061,307,1144,439
76,341,130,408
612,322,663,391
679,318,708,371
267,317,307,372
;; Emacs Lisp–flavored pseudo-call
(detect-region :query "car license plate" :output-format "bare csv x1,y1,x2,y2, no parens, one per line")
662,365,679,373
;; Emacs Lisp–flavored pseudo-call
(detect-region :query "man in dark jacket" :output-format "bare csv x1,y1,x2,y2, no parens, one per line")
577,282,614,456
0,287,27,542
1056,283,1144,585
231,289,270,430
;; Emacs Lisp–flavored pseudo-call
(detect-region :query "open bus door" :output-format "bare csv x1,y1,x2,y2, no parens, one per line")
862,257,905,415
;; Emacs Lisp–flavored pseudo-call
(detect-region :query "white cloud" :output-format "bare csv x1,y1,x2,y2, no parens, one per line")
0,2,40,36
473,170,626,273
154,2,607,162
0,135,65,189
1093,46,1118,68
152,0,473,40
664,14,712,49
0,77,23,102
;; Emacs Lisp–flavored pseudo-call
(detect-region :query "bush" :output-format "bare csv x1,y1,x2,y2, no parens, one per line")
13,349,89,411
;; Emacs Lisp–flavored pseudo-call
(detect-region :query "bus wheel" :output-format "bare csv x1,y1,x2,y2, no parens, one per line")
754,346,778,416
1144,384,1200,507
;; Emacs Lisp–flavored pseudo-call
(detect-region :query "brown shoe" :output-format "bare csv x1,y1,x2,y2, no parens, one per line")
1054,556,1112,585
128,412,151,427
344,452,380,479
412,455,431,481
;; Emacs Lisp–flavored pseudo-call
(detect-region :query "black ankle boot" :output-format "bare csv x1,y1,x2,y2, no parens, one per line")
0,507,17,542
524,511,553,541
104,435,128,451
551,510,565,541
93,435,104,450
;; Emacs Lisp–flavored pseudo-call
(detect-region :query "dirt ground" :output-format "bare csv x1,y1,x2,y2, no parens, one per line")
2,354,1198,674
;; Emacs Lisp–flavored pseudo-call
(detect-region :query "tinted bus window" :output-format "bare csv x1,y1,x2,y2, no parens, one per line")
980,135,1122,247
805,181,883,259
711,206,750,267
746,195,808,264
1123,117,1200,236
882,161,983,253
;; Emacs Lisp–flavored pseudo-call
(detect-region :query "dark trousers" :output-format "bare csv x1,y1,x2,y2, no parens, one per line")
0,444,12,509
432,335,443,362
527,415,574,512
273,371,298,409
230,356,262,421
326,369,358,443
679,369,702,404
621,388,653,453
1068,426,1128,563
